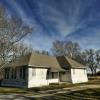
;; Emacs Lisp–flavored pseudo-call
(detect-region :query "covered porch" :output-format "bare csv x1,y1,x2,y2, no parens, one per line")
46,69,68,84
1,66,28,87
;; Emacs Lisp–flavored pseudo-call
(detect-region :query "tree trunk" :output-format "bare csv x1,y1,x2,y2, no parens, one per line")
90,68,94,76
94,68,97,77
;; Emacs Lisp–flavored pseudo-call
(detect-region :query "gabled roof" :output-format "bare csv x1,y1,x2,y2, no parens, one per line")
65,57,85,68
29,53,65,71
6,53,86,71
56,56,85,69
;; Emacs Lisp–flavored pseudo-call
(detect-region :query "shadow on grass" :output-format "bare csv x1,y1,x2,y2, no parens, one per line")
36,88,100,100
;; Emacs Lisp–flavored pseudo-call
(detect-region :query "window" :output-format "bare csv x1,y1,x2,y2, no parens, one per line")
46,70,50,79
23,67,26,79
11,68,17,79
32,69,36,76
52,72,54,78
4,68,10,79
20,67,26,80
73,69,75,75
20,68,23,79
51,72,58,78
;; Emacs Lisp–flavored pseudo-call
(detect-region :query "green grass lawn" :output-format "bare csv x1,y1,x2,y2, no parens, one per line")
37,88,100,100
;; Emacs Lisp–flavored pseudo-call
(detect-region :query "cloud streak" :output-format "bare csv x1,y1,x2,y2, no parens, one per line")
1,0,100,50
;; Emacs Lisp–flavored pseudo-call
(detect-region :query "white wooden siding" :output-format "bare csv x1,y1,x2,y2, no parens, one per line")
71,68,88,83
28,68,48,88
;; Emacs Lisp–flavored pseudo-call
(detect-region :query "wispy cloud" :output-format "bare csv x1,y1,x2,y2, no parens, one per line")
1,0,100,50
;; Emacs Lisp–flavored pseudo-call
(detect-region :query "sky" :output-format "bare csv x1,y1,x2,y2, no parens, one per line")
0,0,100,51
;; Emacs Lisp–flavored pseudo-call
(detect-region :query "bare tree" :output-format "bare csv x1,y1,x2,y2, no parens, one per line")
51,40,80,58
95,50,100,75
12,43,33,57
72,51,88,65
64,41,80,58
85,49,100,76
51,40,66,56
0,5,33,70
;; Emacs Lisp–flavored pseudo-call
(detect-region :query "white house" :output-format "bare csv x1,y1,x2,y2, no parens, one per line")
1,53,88,88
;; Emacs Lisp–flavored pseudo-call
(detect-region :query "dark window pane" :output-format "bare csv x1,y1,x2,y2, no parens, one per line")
11,68,17,79
23,69,25,79
4,68,10,79
20,67,26,80
52,72,58,78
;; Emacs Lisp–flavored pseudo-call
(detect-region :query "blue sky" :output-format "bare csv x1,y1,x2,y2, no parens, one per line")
1,0,100,51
